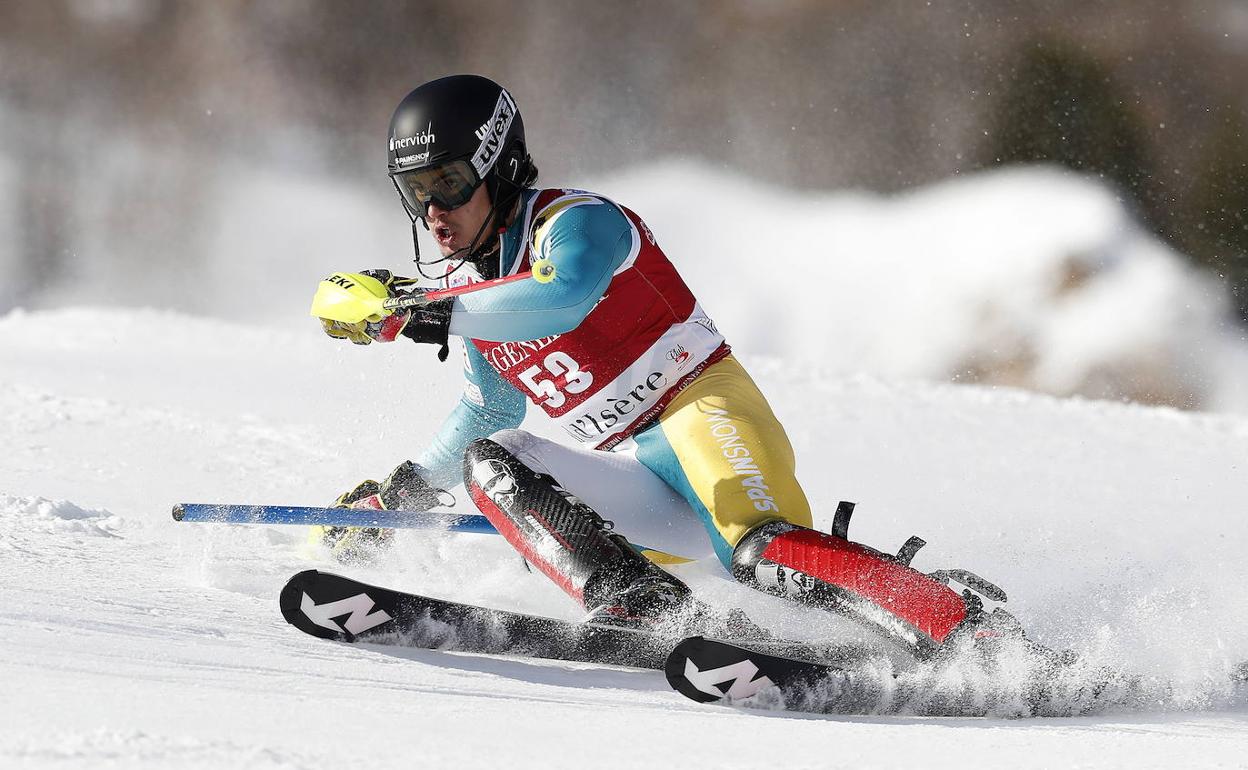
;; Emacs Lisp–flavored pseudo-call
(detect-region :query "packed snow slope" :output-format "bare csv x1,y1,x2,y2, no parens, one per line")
2,308,1247,769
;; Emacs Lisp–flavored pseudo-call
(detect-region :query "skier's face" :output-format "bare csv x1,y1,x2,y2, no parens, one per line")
426,184,492,257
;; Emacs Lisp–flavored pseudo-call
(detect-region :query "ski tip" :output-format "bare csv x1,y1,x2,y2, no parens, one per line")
665,636,728,704
171,503,186,521
279,571,320,612
280,569,324,600
285,568,323,583
279,569,344,640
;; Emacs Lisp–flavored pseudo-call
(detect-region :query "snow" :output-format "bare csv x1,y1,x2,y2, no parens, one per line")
29,160,1248,412
595,162,1246,412
3,164,1248,767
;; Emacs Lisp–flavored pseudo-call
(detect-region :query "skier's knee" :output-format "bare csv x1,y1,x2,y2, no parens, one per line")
485,428,533,455
463,432,540,488
482,428,550,473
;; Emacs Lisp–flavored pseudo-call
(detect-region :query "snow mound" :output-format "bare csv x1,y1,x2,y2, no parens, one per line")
28,159,1248,413
0,495,123,538
595,161,1245,411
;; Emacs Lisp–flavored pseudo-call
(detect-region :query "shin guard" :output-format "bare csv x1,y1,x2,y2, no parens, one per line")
732,520,969,657
463,438,668,608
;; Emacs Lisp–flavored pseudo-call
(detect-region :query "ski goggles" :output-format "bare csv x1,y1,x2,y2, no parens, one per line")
392,160,482,217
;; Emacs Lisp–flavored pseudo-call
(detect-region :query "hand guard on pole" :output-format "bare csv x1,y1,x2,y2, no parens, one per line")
316,269,452,359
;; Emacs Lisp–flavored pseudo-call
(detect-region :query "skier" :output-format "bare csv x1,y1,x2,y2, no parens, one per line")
317,74,988,655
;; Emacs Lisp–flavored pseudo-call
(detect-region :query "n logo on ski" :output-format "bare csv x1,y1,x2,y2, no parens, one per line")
300,591,392,636
665,636,845,707
681,657,774,701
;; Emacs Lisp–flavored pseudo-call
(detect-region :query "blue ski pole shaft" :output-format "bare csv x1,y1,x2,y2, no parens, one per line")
171,502,693,563
172,503,499,534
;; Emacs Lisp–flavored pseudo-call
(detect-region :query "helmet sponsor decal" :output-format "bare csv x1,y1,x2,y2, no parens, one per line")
389,123,436,152
396,151,430,167
471,90,517,177
390,123,436,168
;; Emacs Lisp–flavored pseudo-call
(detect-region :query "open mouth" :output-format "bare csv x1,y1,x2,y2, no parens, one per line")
433,224,453,244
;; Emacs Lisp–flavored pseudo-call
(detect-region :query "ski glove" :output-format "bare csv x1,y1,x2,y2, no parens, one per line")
319,269,451,360
317,460,452,564
334,460,454,511
397,297,453,361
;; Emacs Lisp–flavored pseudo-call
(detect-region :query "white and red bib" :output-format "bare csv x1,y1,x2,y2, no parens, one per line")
452,189,729,449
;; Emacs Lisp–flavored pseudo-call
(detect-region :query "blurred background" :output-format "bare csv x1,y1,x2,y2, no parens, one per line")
1,0,1246,412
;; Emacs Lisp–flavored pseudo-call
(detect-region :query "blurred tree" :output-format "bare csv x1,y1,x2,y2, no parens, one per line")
1184,112,1248,321
1,0,1246,323
982,38,1159,224
978,34,1248,321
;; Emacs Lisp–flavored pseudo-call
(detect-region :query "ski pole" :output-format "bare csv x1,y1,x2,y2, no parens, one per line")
171,502,691,563
312,259,556,324
173,503,498,533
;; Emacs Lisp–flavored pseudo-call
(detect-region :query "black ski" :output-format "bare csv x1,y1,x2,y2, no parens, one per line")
665,634,1215,717
665,635,881,711
279,569,670,669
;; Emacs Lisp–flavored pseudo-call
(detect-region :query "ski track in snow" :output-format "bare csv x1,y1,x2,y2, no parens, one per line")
2,308,1247,769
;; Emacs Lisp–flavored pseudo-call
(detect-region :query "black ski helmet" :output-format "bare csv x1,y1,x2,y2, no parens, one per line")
387,74,537,225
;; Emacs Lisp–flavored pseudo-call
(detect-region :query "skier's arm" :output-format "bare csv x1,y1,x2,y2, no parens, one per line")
447,200,633,342
415,343,526,489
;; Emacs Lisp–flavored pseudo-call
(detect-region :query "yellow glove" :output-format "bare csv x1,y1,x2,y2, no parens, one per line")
313,269,451,356
315,270,419,345
320,318,374,345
